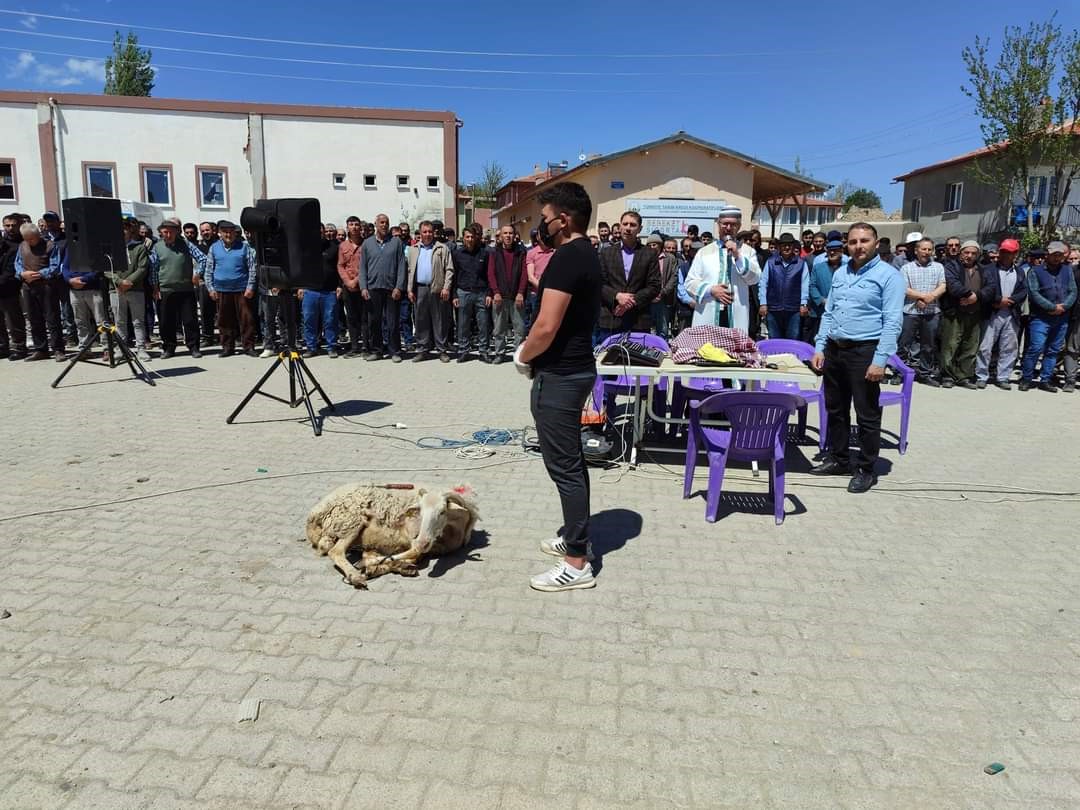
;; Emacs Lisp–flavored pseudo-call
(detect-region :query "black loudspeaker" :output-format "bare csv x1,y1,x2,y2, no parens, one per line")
61,196,128,277
240,198,322,289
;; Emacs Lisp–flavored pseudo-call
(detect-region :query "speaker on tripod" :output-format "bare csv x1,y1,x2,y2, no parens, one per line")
51,197,153,388
62,197,128,277
228,198,335,436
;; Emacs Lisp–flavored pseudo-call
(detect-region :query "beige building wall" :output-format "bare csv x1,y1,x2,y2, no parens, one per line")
496,142,756,237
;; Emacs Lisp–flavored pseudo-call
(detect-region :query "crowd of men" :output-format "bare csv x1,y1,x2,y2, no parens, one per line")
2,205,1078,392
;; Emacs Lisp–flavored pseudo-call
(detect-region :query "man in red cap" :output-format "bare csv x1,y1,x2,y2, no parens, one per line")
975,238,1026,389
1020,239,1077,391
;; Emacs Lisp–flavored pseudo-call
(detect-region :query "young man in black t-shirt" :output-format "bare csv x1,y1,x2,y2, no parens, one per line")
515,182,602,591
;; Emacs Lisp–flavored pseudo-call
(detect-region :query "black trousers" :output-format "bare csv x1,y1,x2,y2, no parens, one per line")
159,290,200,352
530,370,596,557
198,283,216,339
366,288,400,356
341,288,367,350
21,277,66,353
823,340,882,474
0,294,27,353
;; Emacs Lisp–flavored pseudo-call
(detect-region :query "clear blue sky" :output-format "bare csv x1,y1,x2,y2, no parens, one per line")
3,1,1077,210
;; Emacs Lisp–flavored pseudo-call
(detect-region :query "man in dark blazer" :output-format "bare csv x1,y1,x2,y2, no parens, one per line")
594,211,661,345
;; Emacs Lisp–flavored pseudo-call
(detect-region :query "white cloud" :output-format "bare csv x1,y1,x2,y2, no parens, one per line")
5,51,102,88
65,57,105,82
9,51,35,77
19,15,38,29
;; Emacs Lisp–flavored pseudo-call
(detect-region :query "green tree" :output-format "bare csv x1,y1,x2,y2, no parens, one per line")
104,31,154,96
962,15,1080,239
842,188,883,211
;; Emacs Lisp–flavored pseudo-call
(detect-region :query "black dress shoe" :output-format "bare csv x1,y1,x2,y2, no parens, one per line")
958,380,978,390
847,470,878,494
160,349,175,359
994,381,1011,391
302,350,317,358
25,351,50,361
1018,380,1031,391
809,459,850,476
1038,381,1058,393
457,354,468,364
220,348,234,358
189,349,202,359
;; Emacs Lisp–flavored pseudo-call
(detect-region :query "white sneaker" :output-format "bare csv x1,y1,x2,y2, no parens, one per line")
136,350,151,362
259,348,275,358
529,561,596,592
539,536,594,561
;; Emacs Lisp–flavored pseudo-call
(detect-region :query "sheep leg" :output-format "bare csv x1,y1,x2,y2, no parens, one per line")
326,525,369,588
359,550,420,579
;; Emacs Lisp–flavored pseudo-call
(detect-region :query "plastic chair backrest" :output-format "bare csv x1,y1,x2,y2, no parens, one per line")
756,339,816,393
693,391,803,459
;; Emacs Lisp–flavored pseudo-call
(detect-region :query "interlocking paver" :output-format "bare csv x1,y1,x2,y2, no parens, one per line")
2,352,1080,808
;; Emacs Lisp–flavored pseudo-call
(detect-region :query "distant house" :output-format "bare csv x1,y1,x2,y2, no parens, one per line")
751,194,844,237
491,131,826,239
894,130,1080,241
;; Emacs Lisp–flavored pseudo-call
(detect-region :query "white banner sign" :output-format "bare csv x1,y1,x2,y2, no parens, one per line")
626,198,731,238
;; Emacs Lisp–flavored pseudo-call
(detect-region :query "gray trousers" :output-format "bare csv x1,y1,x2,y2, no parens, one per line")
976,311,1018,383
110,289,147,348
491,297,525,355
413,285,450,352
0,295,27,353
70,287,107,347
899,311,940,375
1063,316,1080,381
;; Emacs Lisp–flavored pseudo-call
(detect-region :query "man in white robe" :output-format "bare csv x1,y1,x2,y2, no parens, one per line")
685,204,761,333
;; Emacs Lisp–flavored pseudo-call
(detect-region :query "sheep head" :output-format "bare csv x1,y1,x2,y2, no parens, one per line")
413,484,478,554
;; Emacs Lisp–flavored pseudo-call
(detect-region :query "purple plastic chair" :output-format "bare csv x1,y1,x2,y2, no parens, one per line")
596,332,670,422
880,353,914,454
682,391,804,525
756,338,827,451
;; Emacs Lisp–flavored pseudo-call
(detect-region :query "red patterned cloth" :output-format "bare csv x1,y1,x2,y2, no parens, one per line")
670,325,760,366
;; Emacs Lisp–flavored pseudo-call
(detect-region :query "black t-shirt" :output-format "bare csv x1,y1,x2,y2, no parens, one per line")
532,236,601,374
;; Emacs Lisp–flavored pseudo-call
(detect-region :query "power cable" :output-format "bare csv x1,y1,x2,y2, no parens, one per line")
0,9,872,60
0,45,674,94
9,28,725,78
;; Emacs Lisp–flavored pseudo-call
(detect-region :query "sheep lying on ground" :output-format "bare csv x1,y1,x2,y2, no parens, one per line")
305,483,479,588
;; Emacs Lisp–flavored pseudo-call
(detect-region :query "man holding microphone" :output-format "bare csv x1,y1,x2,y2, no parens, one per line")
684,205,760,333
514,182,602,592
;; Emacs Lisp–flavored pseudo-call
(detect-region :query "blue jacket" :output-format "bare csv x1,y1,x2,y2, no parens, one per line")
808,257,843,317
1027,262,1078,317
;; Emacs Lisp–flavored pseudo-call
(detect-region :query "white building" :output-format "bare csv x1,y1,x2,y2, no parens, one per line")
0,90,460,228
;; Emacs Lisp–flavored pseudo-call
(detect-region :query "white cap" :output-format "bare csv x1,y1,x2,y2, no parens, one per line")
904,231,924,244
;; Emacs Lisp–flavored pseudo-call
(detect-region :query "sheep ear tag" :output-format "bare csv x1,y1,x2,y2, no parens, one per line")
453,485,474,496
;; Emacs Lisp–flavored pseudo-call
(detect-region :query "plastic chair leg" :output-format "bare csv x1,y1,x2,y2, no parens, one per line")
772,454,786,525
816,398,828,451
682,425,697,498
797,405,807,438
898,400,910,454
705,451,728,523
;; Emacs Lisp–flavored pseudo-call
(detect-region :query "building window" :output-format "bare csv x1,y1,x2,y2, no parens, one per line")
363,174,377,189
396,174,409,188
84,163,117,198
785,206,798,225
426,175,440,190
0,160,16,201
196,166,228,209
943,182,963,213
910,197,922,222
332,173,346,190
140,165,173,206
1028,175,1048,206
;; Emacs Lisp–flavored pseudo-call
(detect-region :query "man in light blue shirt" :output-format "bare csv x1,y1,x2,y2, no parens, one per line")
810,222,905,493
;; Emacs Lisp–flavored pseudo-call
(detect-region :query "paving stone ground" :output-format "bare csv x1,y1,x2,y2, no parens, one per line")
1,350,1079,809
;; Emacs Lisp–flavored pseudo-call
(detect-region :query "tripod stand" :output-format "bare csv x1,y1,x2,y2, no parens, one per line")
52,322,155,388
226,289,334,436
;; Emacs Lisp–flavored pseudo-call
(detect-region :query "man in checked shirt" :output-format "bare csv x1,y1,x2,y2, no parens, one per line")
898,237,946,385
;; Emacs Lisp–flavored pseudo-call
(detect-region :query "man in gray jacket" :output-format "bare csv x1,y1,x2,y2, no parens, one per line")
407,220,454,362
359,213,407,362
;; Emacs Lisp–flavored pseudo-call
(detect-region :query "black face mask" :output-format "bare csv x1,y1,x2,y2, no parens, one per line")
537,216,558,249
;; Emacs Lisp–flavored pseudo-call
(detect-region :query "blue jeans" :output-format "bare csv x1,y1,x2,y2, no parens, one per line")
399,300,414,347
302,290,339,350
1021,314,1069,382
456,290,490,355
766,310,802,340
